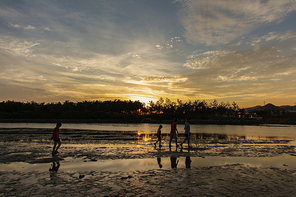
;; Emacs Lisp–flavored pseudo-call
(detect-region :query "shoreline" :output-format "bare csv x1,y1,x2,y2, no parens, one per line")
1,118,295,125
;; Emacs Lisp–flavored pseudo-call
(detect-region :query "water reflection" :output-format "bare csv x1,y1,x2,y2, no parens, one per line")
156,149,163,168
49,161,60,172
170,156,179,169
49,162,60,183
157,157,162,168
138,132,292,143
185,156,191,168
2,154,296,172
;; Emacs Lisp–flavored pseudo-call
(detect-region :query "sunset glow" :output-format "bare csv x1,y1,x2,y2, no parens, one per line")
1,1,296,108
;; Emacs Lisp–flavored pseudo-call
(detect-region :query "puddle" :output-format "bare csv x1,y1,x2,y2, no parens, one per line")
1,154,296,172
8,152,32,155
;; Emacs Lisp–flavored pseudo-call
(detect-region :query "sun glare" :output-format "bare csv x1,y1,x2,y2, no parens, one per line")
128,96,157,107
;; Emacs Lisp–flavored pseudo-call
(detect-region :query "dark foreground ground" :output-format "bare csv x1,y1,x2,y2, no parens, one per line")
0,128,296,196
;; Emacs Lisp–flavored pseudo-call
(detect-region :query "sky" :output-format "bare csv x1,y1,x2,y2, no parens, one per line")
0,0,296,108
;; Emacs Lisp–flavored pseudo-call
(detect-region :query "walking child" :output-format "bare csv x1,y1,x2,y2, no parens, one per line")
52,122,62,155
180,117,191,148
154,125,163,147
169,119,179,148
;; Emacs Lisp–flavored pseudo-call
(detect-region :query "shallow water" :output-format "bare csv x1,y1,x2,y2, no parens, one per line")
1,122,295,137
1,154,295,172
1,123,296,174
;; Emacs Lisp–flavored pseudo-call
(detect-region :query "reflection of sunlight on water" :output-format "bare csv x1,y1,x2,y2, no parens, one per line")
143,134,151,141
1,123,296,138
137,131,152,142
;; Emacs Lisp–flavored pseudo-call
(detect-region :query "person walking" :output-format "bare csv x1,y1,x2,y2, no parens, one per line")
52,122,62,155
180,117,191,148
154,125,163,147
169,119,179,148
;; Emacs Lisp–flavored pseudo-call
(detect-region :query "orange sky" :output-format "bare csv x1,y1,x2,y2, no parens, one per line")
1,1,296,108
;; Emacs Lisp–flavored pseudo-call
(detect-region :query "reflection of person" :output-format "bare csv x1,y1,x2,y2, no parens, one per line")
157,157,163,168
170,156,179,169
169,119,179,148
180,117,191,148
49,162,60,172
154,125,163,147
185,156,191,168
49,162,60,182
52,122,62,154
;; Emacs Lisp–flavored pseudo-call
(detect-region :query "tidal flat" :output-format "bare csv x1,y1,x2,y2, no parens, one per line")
1,126,296,196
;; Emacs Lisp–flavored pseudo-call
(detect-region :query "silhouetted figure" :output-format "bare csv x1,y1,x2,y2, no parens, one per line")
185,156,191,168
154,125,163,147
49,162,60,183
170,156,179,169
157,157,163,168
52,122,62,155
169,119,179,148
49,161,60,172
180,117,191,148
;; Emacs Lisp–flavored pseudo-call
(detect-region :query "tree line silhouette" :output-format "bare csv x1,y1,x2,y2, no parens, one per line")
0,98,242,121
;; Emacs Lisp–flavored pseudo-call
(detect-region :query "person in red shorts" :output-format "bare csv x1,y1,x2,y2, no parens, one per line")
52,122,62,155
169,119,179,148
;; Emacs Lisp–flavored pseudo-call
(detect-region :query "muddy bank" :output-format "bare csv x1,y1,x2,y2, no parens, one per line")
1,164,296,197
1,128,296,196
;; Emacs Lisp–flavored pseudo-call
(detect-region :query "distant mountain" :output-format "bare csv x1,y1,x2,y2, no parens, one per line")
258,103,282,111
245,103,296,112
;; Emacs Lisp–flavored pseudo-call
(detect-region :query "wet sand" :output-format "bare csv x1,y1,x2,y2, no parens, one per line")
1,128,296,196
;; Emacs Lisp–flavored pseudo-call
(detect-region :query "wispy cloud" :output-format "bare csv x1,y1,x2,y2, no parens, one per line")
177,0,296,46
23,25,36,30
177,31,296,105
9,23,36,30
0,36,40,57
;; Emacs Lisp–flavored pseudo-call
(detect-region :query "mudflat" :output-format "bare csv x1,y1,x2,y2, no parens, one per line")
1,128,296,196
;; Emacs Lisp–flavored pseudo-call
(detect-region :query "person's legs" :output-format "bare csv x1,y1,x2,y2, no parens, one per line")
52,141,57,152
180,134,189,147
169,138,172,146
56,141,61,151
154,140,158,146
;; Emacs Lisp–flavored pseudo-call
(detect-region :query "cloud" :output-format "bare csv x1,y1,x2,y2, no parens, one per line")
0,34,184,103
184,50,231,69
155,36,183,50
155,45,163,50
1,0,295,106
23,25,36,30
9,23,22,28
9,23,36,30
175,31,296,104
44,27,52,31
0,36,40,57
247,31,296,47
143,76,186,82
176,0,296,46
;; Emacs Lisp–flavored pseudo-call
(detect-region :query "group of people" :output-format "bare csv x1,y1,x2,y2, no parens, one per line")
154,117,191,149
51,118,191,155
